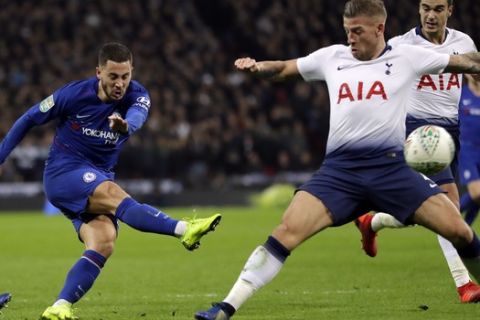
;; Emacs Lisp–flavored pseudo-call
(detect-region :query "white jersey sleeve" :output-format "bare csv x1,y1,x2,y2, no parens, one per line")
399,44,450,76
296,45,342,81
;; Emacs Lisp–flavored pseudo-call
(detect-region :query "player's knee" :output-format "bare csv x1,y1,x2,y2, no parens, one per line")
272,221,302,250
89,240,115,258
101,181,123,198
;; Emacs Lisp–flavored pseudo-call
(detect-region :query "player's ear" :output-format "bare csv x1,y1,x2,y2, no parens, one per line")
447,6,453,17
96,66,101,79
376,22,385,37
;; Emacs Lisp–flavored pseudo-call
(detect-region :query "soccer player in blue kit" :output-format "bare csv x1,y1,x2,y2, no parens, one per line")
0,42,221,320
458,74,480,225
194,0,480,319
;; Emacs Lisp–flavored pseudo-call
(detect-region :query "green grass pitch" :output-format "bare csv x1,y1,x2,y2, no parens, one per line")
1,207,479,319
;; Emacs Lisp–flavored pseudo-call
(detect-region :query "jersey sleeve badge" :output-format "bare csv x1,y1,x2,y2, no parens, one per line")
39,95,55,113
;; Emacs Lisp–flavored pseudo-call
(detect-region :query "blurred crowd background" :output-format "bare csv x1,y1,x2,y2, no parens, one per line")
0,0,478,189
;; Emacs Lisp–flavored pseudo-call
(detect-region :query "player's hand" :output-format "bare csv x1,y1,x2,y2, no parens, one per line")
234,57,261,73
108,113,128,133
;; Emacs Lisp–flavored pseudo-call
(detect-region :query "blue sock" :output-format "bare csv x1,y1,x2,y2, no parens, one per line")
460,193,480,225
115,197,178,236
58,250,106,303
460,193,475,212
465,206,480,226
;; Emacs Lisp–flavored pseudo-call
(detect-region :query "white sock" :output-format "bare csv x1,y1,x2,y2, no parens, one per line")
174,221,187,237
438,235,472,287
52,299,72,307
371,212,405,232
224,246,284,310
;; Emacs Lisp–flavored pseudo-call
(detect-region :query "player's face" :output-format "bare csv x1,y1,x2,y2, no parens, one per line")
344,15,384,61
419,0,452,36
96,60,132,101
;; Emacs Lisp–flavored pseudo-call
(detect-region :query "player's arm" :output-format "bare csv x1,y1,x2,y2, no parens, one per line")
444,52,480,74
0,111,38,164
0,89,66,165
234,58,301,81
109,92,149,135
108,108,147,135
0,100,58,165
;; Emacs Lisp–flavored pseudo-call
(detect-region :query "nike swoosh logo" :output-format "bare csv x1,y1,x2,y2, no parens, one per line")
76,114,91,119
429,183,436,188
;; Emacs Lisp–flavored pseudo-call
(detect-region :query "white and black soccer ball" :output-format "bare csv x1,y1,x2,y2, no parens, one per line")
404,125,455,175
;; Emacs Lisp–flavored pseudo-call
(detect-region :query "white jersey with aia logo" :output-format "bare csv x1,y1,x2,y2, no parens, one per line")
389,27,477,120
297,44,449,159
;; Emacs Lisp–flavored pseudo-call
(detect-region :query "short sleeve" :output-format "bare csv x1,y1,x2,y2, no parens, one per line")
297,47,332,82
400,44,450,76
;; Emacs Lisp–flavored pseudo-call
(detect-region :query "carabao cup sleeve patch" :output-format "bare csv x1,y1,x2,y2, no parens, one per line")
39,95,55,113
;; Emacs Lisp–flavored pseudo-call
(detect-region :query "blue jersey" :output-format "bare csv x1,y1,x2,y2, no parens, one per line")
459,83,480,148
0,77,150,171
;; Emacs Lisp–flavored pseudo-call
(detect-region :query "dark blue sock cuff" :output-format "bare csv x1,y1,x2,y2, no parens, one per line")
263,236,291,262
115,197,137,219
457,233,480,259
83,250,107,268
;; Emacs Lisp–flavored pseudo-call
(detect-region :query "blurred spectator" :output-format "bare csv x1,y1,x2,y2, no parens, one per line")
0,0,478,188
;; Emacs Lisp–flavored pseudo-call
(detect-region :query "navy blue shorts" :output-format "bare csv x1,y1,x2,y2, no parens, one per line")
299,154,442,226
459,147,480,185
406,117,459,185
44,161,119,236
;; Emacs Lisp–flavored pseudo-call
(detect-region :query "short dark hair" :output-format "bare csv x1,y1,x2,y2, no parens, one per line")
344,0,387,19
420,0,453,6
98,42,132,66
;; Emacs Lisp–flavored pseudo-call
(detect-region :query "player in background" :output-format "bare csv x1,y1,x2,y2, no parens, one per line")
194,1,480,319
0,292,11,311
458,73,480,225
354,0,480,302
0,42,221,320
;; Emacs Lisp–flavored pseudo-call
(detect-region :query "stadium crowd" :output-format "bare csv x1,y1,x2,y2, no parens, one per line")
0,0,479,188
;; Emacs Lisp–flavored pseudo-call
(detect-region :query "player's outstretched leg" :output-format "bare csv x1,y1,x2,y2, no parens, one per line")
0,292,11,311
115,197,221,251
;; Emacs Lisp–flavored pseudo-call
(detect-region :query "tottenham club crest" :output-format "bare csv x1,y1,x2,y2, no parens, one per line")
83,172,97,183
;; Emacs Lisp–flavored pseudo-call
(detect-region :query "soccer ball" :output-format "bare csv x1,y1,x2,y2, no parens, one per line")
404,125,455,175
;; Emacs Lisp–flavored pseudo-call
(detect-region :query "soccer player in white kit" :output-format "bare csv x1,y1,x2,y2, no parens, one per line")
195,0,480,319
354,0,480,302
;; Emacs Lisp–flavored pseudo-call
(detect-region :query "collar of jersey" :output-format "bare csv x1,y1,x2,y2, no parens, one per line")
415,26,449,44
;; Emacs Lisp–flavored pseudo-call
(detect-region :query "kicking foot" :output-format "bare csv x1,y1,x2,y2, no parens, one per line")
181,213,222,251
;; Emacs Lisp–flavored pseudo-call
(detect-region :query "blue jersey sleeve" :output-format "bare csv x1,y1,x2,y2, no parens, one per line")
0,88,68,164
123,83,151,135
